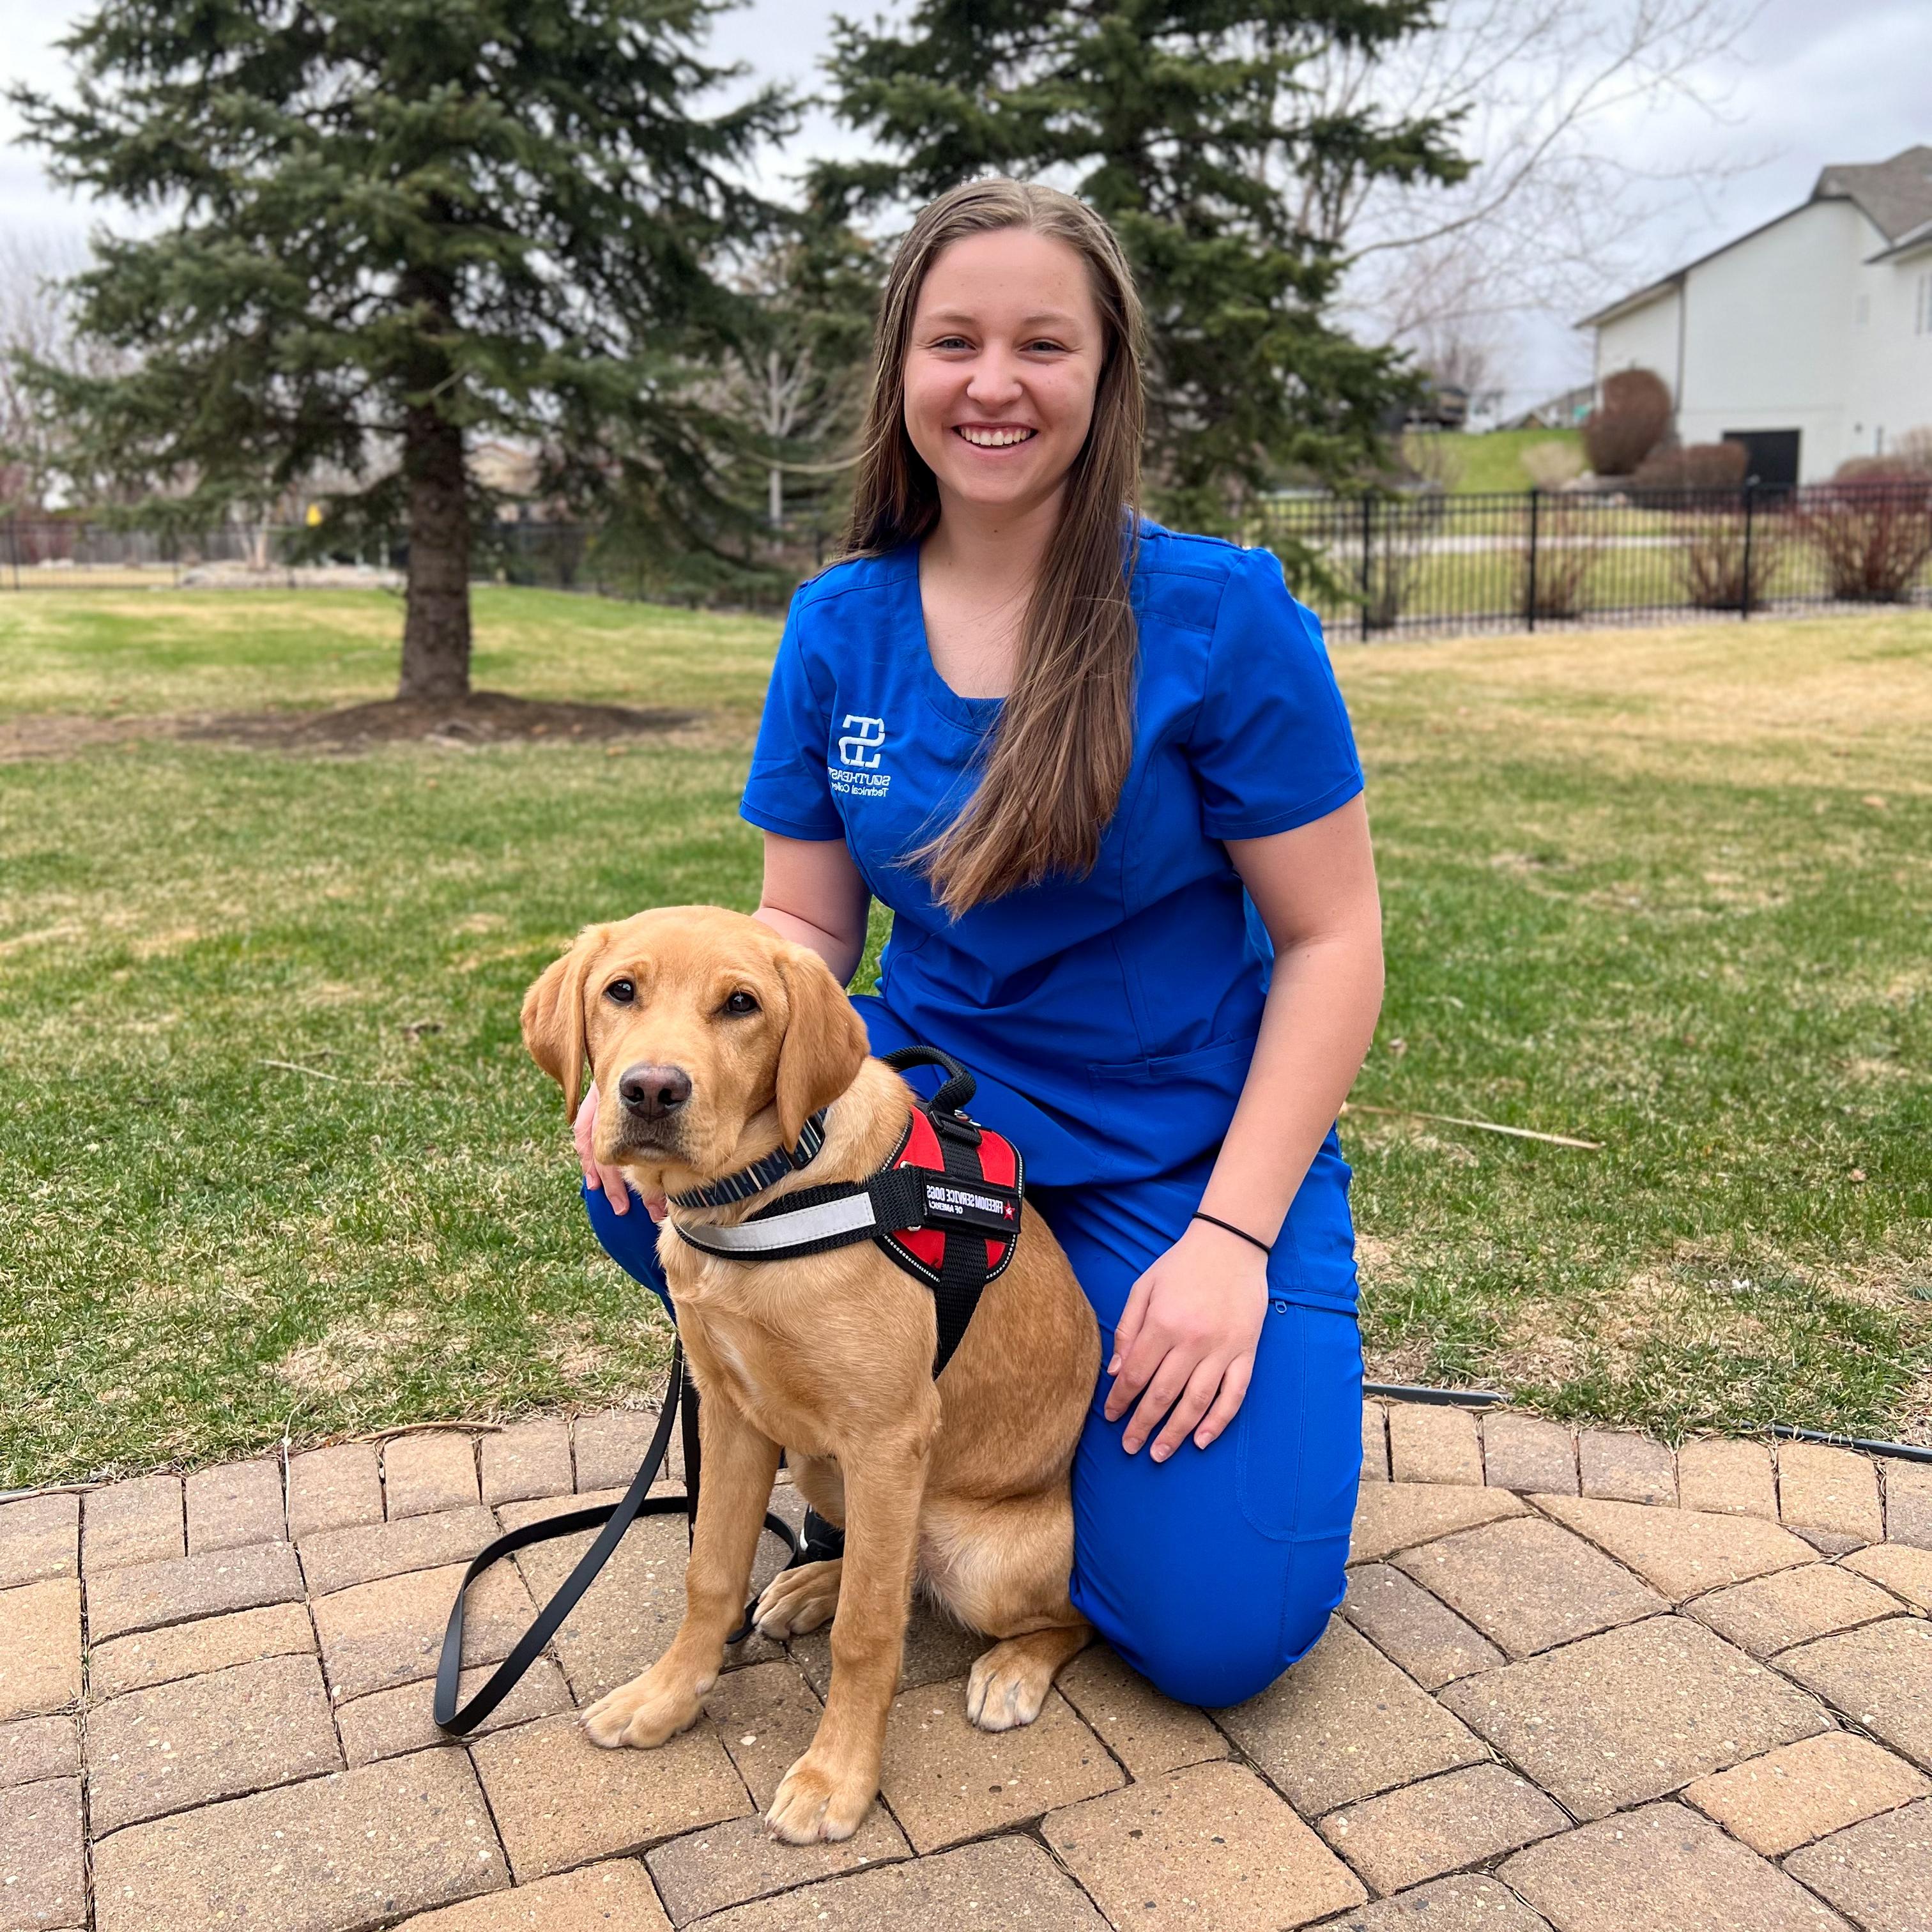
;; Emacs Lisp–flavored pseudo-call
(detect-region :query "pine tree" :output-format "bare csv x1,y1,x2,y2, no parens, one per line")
815,0,1468,532
10,0,793,699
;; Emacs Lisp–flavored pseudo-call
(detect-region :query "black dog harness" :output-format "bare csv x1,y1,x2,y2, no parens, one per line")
668,1045,1022,1377
434,1043,1020,1738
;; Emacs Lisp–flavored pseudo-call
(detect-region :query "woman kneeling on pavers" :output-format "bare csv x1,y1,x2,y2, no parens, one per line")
572,177,1384,1707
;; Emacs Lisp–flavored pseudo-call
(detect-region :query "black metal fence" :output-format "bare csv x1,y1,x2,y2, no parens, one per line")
1247,479,1932,640
0,518,394,589
6,480,1931,638
0,515,825,599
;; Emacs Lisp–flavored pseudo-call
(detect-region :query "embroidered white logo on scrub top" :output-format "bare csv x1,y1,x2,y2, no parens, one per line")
838,715,885,766
831,714,891,797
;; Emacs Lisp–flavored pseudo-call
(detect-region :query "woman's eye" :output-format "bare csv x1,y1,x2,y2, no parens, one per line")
723,990,759,1016
604,979,636,1006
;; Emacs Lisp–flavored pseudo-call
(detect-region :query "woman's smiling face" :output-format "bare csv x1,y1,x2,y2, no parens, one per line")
903,226,1105,520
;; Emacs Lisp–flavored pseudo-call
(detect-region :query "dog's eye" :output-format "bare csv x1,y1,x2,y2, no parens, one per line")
722,990,758,1016
604,979,636,1006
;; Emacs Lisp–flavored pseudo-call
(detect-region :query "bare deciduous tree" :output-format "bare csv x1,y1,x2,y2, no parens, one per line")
0,233,98,509
719,225,877,535
1292,0,1761,384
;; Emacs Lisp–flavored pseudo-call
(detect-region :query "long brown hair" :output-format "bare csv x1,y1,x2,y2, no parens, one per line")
841,178,1146,918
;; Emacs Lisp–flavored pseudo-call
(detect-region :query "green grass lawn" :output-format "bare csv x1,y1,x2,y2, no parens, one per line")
2,588,1928,1485
1439,427,1586,494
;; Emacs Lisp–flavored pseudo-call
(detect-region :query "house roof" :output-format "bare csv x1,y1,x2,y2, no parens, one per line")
1867,213,1932,265
1814,146,1932,243
1578,143,1932,329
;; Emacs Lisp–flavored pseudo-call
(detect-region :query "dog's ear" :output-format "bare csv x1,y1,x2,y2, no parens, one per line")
521,927,604,1117
772,944,870,1147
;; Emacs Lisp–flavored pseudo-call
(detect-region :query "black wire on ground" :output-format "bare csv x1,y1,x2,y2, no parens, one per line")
1363,1381,1507,1409
1767,1422,1932,1466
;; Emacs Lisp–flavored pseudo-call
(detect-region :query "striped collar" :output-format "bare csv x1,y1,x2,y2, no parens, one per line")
666,1107,831,1209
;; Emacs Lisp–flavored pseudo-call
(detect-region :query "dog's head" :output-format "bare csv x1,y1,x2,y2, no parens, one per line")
521,905,870,1190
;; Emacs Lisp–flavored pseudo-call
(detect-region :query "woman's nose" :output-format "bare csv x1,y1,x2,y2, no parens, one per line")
965,351,1025,404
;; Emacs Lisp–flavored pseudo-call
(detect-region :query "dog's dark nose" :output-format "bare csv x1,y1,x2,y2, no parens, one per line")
617,1062,692,1120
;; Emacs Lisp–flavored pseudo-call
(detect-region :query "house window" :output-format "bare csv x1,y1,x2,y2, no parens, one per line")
1919,274,1932,335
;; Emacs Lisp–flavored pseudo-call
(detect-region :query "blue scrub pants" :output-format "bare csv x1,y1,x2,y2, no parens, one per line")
581,1016,1363,1710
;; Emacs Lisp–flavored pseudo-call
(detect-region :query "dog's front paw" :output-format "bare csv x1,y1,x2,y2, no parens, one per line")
965,1638,1056,1732
580,1661,712,1750
765,1745,877,1843
754,1556,842,1638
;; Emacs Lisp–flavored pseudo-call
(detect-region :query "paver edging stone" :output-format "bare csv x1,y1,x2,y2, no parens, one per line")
0,1772,85,1930
0,1713,80,1790
1481,1413,1578,1496
0,1492,79,1589
0,1576,82,1722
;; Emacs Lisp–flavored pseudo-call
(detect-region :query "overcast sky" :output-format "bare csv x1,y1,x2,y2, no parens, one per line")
2,0,1926,410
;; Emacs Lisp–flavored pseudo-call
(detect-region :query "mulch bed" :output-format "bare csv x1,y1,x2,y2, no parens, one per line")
1,692,701,761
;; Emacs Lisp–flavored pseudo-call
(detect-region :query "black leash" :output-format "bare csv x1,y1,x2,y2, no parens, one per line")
433,1341,802,1736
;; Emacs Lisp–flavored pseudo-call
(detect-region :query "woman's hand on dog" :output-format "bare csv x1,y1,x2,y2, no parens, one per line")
574,1084,668,1222
1102,1223,1268,1461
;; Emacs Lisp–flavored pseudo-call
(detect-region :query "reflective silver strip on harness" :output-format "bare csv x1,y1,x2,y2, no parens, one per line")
673,1191,882,1255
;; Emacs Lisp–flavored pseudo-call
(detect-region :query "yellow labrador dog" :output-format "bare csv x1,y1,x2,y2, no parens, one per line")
522,905,1098,1843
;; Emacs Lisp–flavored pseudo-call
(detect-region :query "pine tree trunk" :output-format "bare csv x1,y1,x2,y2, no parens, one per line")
397,402,471,700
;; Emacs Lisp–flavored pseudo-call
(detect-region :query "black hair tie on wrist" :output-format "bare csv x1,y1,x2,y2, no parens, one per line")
1190,1209,1272,1257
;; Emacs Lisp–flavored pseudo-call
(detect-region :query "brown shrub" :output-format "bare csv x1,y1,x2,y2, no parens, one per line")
1632,441,1749,493
1796,475,1932,601
1835,453,1929,482
1680,510,1785,610
1358,494,1439,633
1893,425,1932,473
1519,497,1602,620
1583,368,1671,476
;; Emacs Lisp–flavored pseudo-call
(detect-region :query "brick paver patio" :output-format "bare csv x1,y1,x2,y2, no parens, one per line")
4,1402,1930,1931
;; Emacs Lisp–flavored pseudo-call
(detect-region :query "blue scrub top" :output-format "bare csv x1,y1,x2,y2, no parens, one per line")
739,519,1365,1192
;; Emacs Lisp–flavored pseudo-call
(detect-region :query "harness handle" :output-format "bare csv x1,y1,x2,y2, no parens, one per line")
880,1043,978,1129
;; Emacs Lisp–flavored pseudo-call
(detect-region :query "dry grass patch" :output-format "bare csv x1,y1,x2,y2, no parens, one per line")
1344,610,1932,793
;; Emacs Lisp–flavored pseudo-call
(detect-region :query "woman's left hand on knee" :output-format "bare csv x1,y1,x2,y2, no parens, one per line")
1101,1228,1267,1460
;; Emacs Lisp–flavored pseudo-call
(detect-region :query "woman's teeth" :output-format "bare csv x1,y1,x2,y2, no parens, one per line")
956,426,1036,447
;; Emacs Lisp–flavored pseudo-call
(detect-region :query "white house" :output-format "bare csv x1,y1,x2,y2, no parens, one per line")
1581,146,1932,485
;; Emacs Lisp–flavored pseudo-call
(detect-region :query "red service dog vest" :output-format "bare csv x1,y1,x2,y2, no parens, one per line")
873,1102,1022,1293
665,1046,1025,1375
